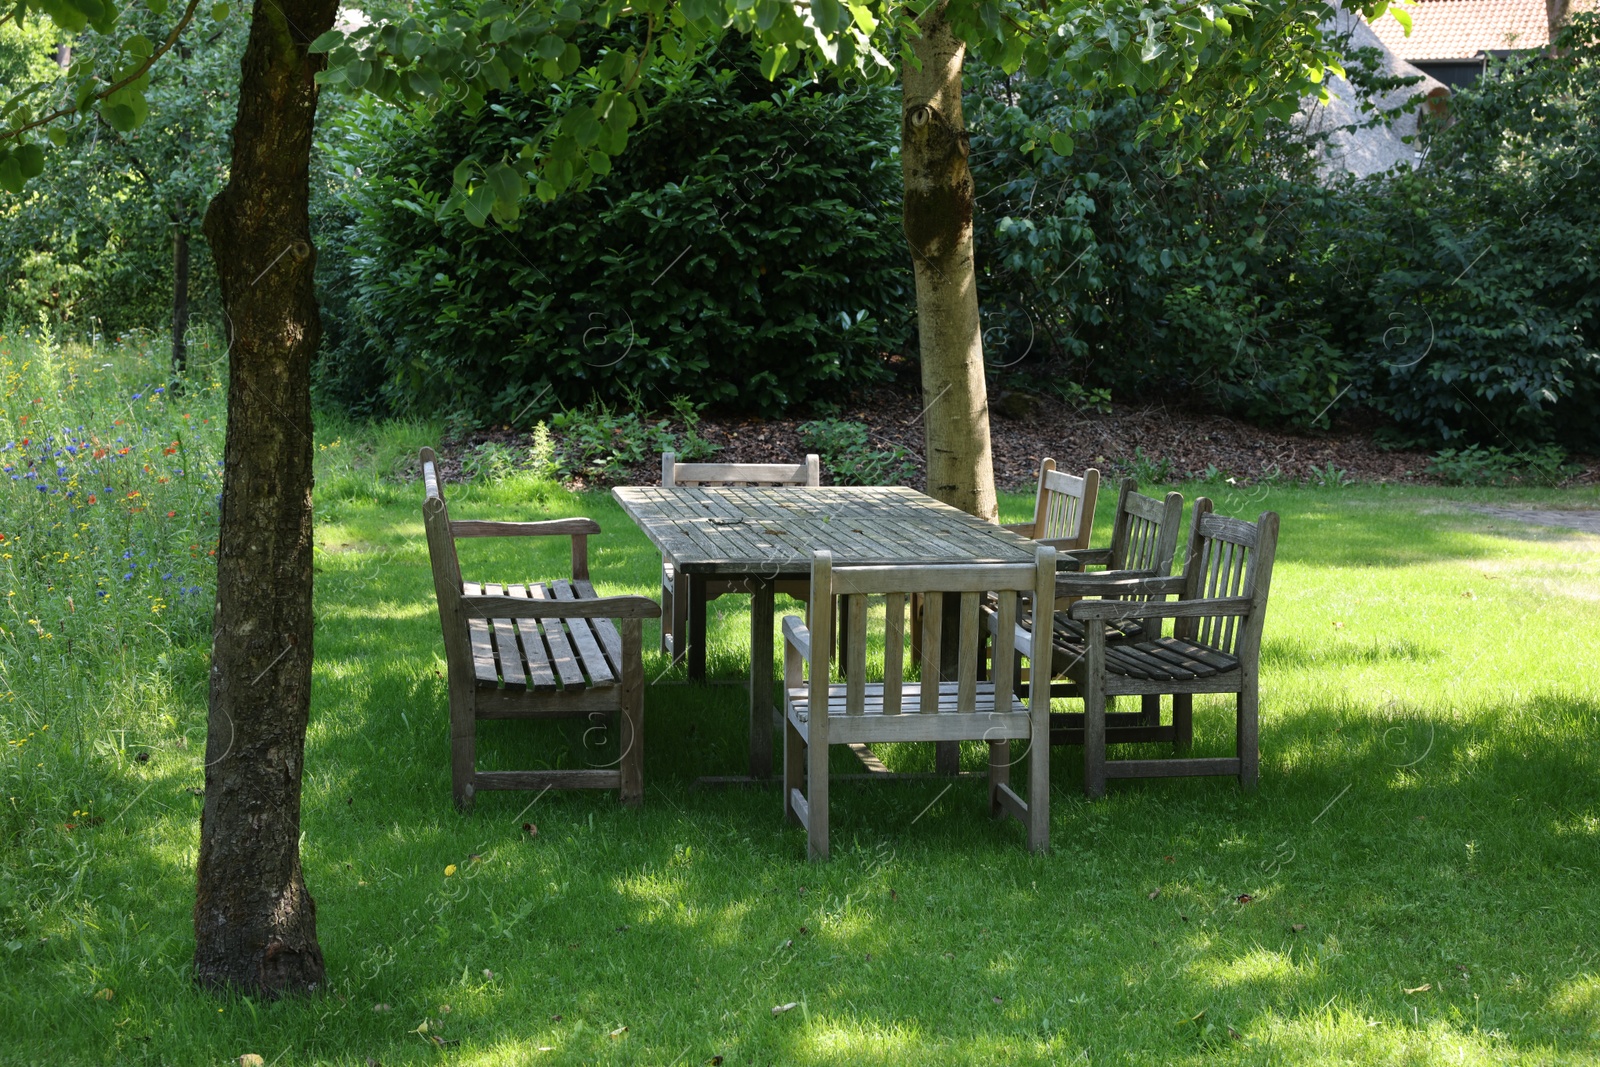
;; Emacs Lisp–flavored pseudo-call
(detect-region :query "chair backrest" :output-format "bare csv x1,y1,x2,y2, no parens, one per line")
420,448,471,677
1020,458,1098,549
663,451,820,487
804,546,1055,719
1106,478,1185,574
1174,498,1280,659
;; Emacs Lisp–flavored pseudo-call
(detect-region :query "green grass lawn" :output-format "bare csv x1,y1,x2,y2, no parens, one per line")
4,337,1600,1064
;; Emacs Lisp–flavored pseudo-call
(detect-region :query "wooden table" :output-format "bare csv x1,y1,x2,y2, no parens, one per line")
612,485,1039,779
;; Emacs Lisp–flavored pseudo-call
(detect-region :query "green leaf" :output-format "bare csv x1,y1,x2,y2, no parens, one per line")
0,155,24,195
15,143,44,179
758,43,787,80
1049,130,1074,156
536,34,564,60
812,0,845,35
308,28,342,53
463,183,495,227
588,151,612,176
345,59,371,88
559,43,580,77
145,0,166,13
1390,6,1412,33
209,1,227,20
486,160,524,206
560,106,601,147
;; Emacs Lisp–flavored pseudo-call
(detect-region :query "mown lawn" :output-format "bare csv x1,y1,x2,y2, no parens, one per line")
3,337,1599,1065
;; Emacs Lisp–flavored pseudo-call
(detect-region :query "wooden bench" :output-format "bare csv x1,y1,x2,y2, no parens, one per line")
783,546,1057,859
1019,499,1280,797
659,451,820,673
421,447,658,810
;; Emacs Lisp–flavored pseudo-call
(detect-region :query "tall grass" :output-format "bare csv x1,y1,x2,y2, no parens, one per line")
0,324,224,891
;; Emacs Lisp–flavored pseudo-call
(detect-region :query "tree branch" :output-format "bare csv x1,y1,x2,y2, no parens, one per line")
1,0,204,145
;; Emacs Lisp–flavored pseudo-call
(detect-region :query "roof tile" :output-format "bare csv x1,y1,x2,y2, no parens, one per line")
1366,0,1550,60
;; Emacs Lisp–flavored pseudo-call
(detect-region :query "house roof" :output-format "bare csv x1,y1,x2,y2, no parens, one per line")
1366,0,1549,60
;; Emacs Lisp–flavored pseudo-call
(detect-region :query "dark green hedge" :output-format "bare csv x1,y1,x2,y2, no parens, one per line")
316,43,912,422
967,14,1600,449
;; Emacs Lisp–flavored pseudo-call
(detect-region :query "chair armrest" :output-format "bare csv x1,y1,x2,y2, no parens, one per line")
1058,547,1113,567
450,518,602,538
1067,596,1252,622
459,593,659,620
982,607,1037,657
782,615,812,660
1054,571,1181,597
1000,521,1035,535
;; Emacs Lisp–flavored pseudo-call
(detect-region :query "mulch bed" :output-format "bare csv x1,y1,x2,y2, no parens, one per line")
436,383,1599,491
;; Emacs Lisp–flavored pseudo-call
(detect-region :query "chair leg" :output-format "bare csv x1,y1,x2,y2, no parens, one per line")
619,618,644,807
1237,686,1259,791
987,740,1009,817
784,716,805,827
1141,693,1161,726
807,730,830,861
1173,693,1194,753
1083,679,1108,800
1027,717,1050,853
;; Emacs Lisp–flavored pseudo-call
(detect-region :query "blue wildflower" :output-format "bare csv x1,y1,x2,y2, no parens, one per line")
122,572,134,581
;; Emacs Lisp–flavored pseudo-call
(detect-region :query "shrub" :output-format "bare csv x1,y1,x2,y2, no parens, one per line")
318,41,911,423
797,417,918,486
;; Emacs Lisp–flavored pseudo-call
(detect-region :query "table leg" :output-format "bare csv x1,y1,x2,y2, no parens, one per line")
749,579,775,779
687,572,708,681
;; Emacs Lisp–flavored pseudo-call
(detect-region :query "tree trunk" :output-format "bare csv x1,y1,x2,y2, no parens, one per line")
172,225,190,377
902,3,997,523
193,0,336,996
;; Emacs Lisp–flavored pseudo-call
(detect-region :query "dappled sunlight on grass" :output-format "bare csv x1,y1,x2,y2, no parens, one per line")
5,423,1598,1063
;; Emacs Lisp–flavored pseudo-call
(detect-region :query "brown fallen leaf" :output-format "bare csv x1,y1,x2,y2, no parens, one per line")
1404,983,1432,994
239,1056,265,1067
523,823,538,838
1236,894,1254,904
992,996,1003,1005
709,1057,724,1066
609,1026,629,1039
423,1035,459,1048
771,1002,798,1016
1290,924,1306,933
94,989,114,1001
1148,890,1161,900
551,1014,563,1022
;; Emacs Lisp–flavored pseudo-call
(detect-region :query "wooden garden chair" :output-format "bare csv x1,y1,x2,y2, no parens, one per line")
782,545,1057,859
659,450,820,665
1019,499,1280,797
1002,458,1100,557
987,479,1185,743
421,447,658,811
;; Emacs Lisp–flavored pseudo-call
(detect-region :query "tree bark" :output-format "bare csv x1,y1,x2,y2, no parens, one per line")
902,3,997,523
193,0,336,996
172,225,190,377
